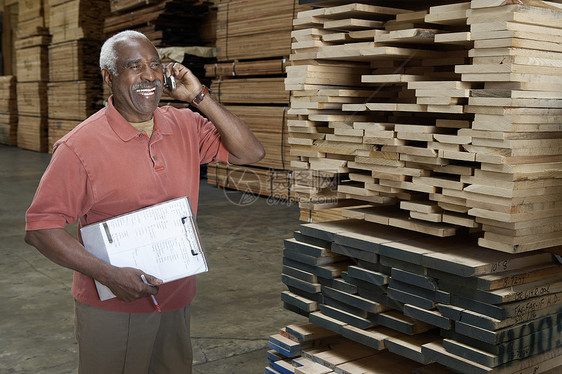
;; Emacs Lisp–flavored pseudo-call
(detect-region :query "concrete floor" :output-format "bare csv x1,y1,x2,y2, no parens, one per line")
0,144,306,373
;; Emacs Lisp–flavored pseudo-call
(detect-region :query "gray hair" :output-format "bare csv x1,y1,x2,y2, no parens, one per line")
99,30,152,76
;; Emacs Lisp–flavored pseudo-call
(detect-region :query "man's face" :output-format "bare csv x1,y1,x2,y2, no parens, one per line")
106,37,164,122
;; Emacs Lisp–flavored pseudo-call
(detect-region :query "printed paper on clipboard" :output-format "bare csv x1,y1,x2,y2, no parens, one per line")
80,197,208,301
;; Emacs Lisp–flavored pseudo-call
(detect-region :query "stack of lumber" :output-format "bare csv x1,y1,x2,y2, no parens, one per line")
278,219,562,374
48,0,107,44
0,76,18,146
285,0,562,253
47,0,109,152
286,1,432,222
206,0,313,200
266,322,433,373
457,0,562,253
215,0,309,61
15,0,50,152
104,0,213,47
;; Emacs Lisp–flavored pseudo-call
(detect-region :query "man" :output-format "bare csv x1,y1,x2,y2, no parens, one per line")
24,30,265,373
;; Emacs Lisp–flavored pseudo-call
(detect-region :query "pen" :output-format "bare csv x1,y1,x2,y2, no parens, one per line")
141,274,162,313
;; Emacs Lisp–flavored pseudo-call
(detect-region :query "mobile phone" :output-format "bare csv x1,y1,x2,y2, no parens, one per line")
163,74,176,90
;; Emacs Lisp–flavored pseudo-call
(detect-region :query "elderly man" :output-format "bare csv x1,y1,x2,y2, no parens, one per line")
25,30,264,373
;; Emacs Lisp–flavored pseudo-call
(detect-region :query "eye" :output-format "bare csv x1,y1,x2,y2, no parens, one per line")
150,62,162,70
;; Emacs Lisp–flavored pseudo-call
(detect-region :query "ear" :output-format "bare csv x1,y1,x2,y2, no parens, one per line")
101,69,113,89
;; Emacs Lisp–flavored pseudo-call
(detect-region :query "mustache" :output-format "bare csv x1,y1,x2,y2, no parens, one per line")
132,80,162,90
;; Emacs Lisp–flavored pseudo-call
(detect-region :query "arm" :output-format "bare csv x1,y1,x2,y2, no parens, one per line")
164,63,265,165
25,228,162,302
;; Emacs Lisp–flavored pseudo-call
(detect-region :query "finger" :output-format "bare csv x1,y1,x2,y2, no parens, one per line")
168,62,180,76
142,273,163,287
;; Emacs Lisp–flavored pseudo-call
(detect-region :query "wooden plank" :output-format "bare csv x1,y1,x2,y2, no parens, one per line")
17,115,47,152
211,77,289,104
51,0,109,44
283,265,318,283
308,311,347,335
282,291,319,313
269,333,306,358
16,44,49,82
403,304,452,330
47,81,103,120
306,338,379,370
376,309,434,335
16,82,47,116
285,322,338,342
429,263,562,291
110,0,161,13
335,350,421,374
384,330,442,364
339,324,400,351
422,341,562,374
454,311,560,345
322,286,387,314
49,40,102,82
441,335,556,368
319,304,377,329
387,287,436,310
438,276,562,305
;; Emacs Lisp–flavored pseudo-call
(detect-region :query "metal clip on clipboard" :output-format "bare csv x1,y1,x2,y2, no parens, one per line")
182,216,200,255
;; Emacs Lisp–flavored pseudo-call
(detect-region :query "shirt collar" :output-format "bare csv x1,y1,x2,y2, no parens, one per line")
105,96,173,141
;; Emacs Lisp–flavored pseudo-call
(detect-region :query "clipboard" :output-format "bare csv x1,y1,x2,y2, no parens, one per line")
80,196,208,301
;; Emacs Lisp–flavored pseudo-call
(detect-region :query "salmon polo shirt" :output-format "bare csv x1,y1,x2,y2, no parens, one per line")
25,96,229,313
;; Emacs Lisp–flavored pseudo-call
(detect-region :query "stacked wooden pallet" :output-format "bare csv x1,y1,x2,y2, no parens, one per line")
278,219,562,374
0,76,18,146
285,0,562,253
15,1,50,152
206,0,313,200
47,0,109,151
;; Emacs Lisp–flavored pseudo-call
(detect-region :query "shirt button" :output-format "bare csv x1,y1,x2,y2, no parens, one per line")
152,156,157,160
139,134,143,138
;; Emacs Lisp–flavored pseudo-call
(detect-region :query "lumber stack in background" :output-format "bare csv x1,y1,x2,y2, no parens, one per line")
206,0,313,201
458,1,562,254
104,0,214,47
0,76,18,146
276,219,562,374
15,1,50,152
285,0,562,254
47,0,109,152
286,1,450,223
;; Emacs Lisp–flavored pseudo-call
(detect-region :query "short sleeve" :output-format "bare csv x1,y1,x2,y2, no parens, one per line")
197,116,230,165
25,142,95,231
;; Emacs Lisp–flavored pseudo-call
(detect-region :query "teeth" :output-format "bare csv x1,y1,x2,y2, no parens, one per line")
136,87,156,95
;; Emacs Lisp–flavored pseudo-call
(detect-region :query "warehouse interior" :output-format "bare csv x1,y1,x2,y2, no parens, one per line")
1,0,561,373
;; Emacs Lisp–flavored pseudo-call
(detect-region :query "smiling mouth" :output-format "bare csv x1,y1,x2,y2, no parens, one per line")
135,87,157,96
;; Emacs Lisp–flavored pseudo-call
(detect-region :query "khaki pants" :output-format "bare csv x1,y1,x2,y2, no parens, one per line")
74,300,192,374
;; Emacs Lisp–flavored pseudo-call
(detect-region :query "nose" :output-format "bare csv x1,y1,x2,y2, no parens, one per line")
141,63,159,82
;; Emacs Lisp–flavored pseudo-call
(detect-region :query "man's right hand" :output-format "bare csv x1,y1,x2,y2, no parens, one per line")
25,228,165,303
103,267,163,303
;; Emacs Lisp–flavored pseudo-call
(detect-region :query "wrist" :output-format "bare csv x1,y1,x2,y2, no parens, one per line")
191,85,208,107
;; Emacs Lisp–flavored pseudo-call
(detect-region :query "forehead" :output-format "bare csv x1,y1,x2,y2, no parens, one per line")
115,37,160,64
